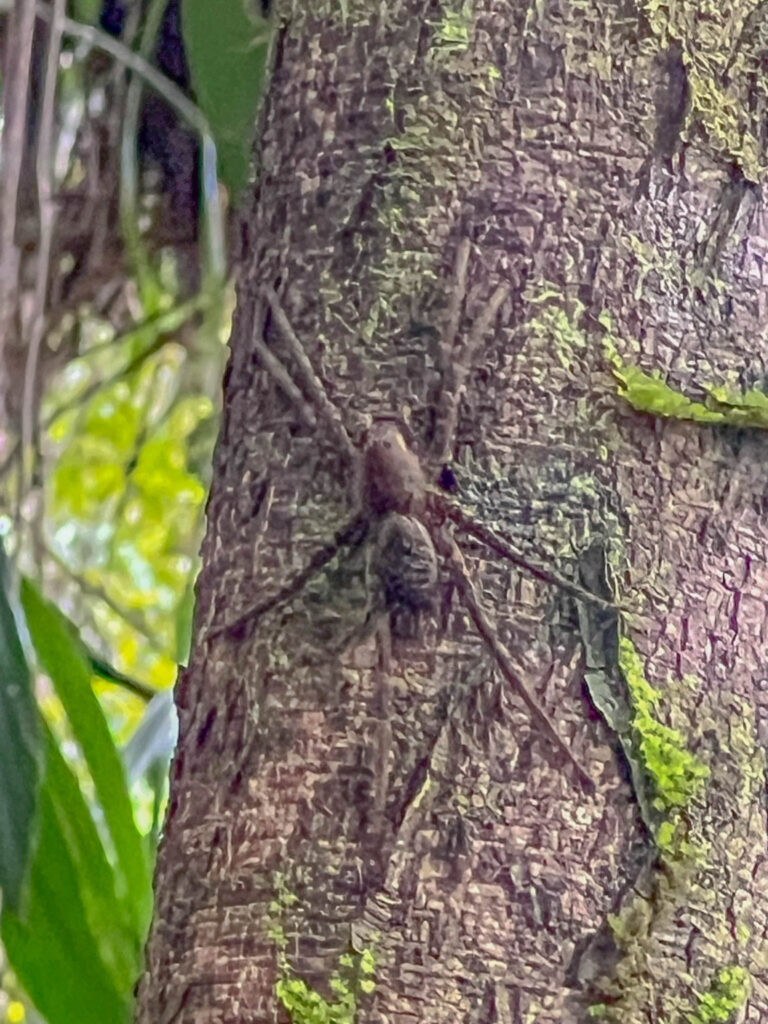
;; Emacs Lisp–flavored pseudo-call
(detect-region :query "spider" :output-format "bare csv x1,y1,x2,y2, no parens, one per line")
208,242,618,791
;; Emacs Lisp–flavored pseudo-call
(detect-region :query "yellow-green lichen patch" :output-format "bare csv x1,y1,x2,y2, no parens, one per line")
268,874,377,1024
433,3,472,54
687,965,751,1024
526,287,588,373
639,0,768,180
617,227,687,303
275,949,376,1024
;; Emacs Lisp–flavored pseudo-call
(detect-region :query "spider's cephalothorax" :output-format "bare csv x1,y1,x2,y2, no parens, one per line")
370,513,439,634
361,420,428,517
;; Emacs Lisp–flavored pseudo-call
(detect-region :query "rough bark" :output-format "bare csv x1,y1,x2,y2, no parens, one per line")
136,1,768,1021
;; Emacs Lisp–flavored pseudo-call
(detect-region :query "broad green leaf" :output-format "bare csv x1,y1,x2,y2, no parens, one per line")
182,0,272,198
21,581,152,936
2,726,135,1024
0,545,41,909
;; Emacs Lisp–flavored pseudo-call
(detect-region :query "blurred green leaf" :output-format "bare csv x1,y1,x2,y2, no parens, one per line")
182,0,272,197
123,690,177,783
0,545,41,910
175,577,196,664
21,581,152,937
70,0,102,24
2,725,135,1024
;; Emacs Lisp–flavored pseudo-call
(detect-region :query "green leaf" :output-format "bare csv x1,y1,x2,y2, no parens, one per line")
20,581,152,936
0,545,41,909
2,726,135,1024
70,0,101,23
174,577,196,664
182,0,272,198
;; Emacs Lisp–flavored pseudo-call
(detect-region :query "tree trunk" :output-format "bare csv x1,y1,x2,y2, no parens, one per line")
136,2,768,1021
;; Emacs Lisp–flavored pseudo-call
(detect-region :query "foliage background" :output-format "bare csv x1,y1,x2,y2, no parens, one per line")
0,0,270,1020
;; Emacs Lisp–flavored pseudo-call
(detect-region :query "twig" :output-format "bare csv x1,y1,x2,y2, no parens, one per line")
462,283,511,374
207,513,369,640
431,238,471,464
0,0,37,433
434,494,623,613
435,527,595,791
48,337,167,426
32,5,212,149
263,287,357,463
22,0,65,496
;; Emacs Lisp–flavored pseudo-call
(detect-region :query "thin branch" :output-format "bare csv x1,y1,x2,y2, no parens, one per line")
45,544,169,657
119,0,166,294
249,295,317,427
263,287,357,464
88,651,156,702
207,513,369,641
435,527,595,791
0,294,207,483
434,494,624,613
34,1,227,279
32,4,212,146
46,337,166,427
22,0,65,496
461,282,511,379
0,0,37,433
430,237,471,464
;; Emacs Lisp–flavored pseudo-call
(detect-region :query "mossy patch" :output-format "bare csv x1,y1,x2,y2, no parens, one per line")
687,965,751,1024
267,873,377,1024
619,636,709,851
602,320,768,428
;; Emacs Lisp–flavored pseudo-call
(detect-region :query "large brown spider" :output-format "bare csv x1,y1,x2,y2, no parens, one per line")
208,242,618,791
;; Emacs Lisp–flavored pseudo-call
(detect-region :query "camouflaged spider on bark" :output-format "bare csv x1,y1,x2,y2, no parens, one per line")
209,247,619,791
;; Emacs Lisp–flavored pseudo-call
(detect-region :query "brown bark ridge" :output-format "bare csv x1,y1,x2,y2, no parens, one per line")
136,1,768,1021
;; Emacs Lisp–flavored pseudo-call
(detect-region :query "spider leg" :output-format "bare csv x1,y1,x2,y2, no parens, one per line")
372,611,392,828
430,236,470,467
207,513,369,641
206,290,371,641
263,286,356,465
434,494,623,613
438,237,472,385
433,525,595,792
244,296,317,430
431,238,511,468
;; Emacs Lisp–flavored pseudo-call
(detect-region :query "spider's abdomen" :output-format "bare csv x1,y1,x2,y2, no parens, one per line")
371,513,438,613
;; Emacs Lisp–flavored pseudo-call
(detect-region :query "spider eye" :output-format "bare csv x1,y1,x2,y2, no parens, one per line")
383,441,392,449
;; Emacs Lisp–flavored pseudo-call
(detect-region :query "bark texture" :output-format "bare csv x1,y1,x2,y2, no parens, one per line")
136,1,768,1021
